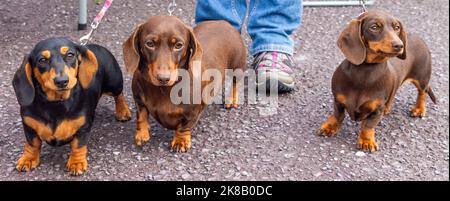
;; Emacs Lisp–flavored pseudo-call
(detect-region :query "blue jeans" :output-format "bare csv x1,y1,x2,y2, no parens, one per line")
195,0,303,56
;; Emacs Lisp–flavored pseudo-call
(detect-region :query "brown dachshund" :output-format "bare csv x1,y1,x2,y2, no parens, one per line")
318,10,436,152
123,16,247,152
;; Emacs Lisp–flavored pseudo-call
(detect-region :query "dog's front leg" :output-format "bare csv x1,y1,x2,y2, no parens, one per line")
135,104,151,147
225,81,240,109
113,93,132,122
66,136,88,176
358,111,383,152
319,102,345,137
171,127,191,153
16,135,42,172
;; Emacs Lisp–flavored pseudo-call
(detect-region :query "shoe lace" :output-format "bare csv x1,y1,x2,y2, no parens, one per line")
254,51,294,72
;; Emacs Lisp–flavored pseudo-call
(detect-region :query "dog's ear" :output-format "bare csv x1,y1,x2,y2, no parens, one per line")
184,26,203,68
397,20,407,60
76,44,98,89
123,24,143,74
13,55,35,107
337,19,366,65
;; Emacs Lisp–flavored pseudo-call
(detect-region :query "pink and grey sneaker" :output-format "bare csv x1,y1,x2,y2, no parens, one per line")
253,51,295,93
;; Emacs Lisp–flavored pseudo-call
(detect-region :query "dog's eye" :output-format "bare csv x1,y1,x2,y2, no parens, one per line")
393,25,401,31
146,41,155,48
174,42,183,50
38,58,48,65
66,52,75,60
370,24,381,31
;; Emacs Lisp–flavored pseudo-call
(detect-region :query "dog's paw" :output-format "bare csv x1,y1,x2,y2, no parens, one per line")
318,115,342,137
135,129,150,147
318,123,339,137
114,94,132,122
358,128,378,152
66,153,88,176
16,154,40,172
115,106,132,122
383,107,391,115
225,96,239,109
410,106,426,118
224,103,239,109
318,122,340,137
171,134,191,153
357,138,378,152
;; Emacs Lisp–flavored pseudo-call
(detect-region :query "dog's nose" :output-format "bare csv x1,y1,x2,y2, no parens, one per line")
392,42,404,51
157,73,171,85
54,75,69,88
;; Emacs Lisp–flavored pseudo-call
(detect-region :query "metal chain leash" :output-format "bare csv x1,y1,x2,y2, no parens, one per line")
168,0,177,16
359,0,368,13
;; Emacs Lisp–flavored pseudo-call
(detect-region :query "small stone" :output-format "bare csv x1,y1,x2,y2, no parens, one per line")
113,151,120,156
157,158,166,165
284,153,295,159
181,173,191,180
313,172,322,177
355,151,366,157
146,174,153,180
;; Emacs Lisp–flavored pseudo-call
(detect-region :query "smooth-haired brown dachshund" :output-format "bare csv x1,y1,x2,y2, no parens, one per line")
318,10,437,152
13,38,132,175
123,16,247,152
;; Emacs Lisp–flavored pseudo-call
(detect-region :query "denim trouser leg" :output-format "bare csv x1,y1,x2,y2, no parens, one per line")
195,0,303,56
195,0,247,32
247,0,303,56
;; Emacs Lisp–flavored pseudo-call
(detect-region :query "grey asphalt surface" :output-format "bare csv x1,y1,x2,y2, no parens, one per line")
0,0,448,181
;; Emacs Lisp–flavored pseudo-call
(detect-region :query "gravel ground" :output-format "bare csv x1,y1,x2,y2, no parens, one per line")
0,0,448,181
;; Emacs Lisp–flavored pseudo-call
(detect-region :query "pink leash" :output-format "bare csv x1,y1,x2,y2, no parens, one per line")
80,0,114,45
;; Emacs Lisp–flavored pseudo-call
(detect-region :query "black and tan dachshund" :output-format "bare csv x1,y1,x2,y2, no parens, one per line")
318,10,437,152
12,37,132,175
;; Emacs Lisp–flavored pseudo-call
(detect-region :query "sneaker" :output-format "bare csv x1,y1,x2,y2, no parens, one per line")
253,51,295,93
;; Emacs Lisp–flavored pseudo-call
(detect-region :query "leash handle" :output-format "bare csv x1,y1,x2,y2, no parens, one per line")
80,0,114,45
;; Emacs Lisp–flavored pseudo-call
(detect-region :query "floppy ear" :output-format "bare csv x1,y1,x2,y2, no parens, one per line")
186,26,203,69
397,21,407,60
123,24,143,74
12,55,35,107
76,44,98,89
337,19,366,65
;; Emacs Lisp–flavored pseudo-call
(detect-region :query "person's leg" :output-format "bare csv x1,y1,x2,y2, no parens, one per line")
247,0,302,55
195,0,247,32
247,0,303,92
